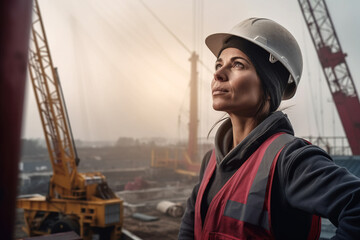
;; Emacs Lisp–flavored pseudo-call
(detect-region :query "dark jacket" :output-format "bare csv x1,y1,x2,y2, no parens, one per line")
178,111,360,240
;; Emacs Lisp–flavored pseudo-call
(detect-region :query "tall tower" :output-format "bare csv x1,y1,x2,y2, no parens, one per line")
188,52,199,161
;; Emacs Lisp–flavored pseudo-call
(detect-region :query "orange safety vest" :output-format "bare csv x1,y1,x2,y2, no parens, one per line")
194,133,321,240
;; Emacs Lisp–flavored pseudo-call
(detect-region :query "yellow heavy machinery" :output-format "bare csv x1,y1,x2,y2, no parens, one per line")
17,1,123,239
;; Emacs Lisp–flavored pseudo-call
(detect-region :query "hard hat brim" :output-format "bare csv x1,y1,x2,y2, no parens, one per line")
205,33,233,58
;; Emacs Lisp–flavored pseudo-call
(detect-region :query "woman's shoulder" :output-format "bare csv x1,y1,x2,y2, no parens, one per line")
281,136,332,161
202,149,213,163
276,136,335,179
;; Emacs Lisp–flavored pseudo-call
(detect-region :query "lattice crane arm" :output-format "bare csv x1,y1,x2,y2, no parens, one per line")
298,0,360,155
28,0,79,196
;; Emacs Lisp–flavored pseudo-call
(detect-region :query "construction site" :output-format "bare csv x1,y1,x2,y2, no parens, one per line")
1,0,360,239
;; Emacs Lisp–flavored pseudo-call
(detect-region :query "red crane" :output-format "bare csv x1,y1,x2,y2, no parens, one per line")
298,0,360,155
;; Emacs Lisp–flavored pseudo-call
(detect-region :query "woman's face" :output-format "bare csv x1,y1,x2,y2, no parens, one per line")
211,47,265,117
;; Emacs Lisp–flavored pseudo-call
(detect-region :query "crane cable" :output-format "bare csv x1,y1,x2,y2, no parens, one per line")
90,0,189,92
302,23,321,137
138,0,191,54
138,0,213,75
138,0,213,145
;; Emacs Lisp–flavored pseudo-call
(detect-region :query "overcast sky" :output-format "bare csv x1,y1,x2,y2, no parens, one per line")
22,0,360,144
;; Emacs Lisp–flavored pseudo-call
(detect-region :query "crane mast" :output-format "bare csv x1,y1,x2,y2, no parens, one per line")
188,52,199,162
298,0,360,155
28,0,78,197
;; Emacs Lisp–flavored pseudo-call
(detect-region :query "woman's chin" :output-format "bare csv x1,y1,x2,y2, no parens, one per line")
212,103,226,112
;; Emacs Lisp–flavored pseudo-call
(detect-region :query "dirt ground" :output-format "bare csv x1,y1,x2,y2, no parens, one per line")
123,209,182,240
15,207,183,240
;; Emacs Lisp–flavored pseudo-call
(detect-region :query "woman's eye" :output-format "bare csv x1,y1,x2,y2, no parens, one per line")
233,61,244,68
215,63,222,70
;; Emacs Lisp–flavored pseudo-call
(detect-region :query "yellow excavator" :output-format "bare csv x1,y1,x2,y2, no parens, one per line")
17,1,123,239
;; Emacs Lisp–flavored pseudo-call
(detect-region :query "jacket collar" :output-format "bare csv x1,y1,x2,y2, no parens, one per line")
214,111,294,170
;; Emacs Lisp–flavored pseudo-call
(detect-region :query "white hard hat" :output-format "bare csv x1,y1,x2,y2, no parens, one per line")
206,17,302,99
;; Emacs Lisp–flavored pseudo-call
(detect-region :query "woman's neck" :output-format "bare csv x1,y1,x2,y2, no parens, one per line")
229,114,259,148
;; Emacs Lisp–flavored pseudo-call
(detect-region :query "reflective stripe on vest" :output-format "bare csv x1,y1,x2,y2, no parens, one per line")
223,133,294,230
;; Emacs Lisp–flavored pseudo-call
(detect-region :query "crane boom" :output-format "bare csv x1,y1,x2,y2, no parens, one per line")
28,0,77,191
298,0,360,155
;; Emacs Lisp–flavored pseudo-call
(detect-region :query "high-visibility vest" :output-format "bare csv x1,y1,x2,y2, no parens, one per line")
194,133,321,240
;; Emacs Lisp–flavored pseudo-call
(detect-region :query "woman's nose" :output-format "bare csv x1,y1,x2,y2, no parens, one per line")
214,69,227,82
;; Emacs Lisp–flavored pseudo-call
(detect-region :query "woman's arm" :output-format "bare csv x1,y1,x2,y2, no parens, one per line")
279,139,360,240
178,183,200,239
178,150,212,240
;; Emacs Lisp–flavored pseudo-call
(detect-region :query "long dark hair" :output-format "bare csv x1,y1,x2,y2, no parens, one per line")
207,114,228,139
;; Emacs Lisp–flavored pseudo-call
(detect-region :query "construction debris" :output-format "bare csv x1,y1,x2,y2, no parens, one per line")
156,200,184,218
132,213,159,222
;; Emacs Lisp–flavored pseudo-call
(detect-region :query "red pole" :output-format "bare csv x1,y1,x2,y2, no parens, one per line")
0,0,33,238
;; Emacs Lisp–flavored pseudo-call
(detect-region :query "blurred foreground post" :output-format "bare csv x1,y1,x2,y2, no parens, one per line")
0,0,33,238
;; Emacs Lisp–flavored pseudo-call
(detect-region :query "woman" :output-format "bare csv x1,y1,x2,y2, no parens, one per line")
179,18,360,240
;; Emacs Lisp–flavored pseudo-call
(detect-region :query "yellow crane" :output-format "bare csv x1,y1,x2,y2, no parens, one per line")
17,1,123,239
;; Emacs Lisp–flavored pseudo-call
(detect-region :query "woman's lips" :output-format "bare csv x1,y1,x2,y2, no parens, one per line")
212,88,229,96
